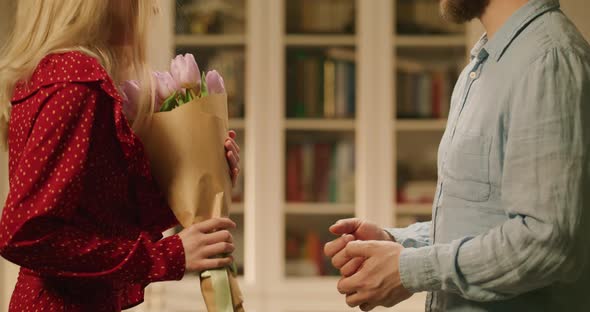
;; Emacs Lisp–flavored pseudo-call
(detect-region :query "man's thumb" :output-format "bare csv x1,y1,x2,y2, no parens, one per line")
329,218,361,235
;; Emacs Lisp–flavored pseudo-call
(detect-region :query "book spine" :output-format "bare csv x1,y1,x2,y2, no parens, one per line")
323,60,336,119
286,145,303,202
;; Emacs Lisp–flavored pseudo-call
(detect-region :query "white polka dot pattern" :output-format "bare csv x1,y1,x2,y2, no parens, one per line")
0,52,186,311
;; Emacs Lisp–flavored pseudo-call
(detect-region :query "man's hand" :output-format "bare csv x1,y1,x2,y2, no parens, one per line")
324,218,393,276
337,241,412,311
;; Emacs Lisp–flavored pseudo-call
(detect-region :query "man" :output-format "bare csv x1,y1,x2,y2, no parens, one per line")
324,0,590,311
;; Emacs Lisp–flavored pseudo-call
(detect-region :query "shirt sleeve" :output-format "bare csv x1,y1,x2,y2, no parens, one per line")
0,83,186,287
398,49,590,301
386,221,431,248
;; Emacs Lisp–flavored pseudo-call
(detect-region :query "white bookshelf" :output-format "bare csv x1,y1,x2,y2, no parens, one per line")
396,34,466,47
396,119,448,132
142,0,478,311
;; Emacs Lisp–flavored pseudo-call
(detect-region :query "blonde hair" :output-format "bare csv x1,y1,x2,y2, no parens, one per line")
0,0,157,149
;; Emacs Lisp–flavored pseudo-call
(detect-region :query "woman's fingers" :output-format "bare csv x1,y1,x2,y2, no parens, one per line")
201,242,235,258
225,137,241,155
227,151,239,170
227,151,240,187
196,218,236,233
204,229,233,245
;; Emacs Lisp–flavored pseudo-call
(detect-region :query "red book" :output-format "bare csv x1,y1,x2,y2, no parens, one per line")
286,145,304,201
313,143,332,201
306,231,325,276
431,71,443,119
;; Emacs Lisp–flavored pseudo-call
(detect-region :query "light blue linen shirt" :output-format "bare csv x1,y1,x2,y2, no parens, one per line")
388,1,590,311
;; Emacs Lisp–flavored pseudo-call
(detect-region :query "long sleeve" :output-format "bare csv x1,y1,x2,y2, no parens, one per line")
0,82,185,287
386,221,431,248
398,48,590,301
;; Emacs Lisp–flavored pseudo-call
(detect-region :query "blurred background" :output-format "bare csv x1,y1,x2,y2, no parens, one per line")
0,0,589,311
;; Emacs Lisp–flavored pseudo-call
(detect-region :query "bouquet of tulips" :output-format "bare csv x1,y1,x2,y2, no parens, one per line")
121,54,245,312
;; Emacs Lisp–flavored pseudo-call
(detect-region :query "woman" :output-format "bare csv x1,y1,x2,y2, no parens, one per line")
0,1,241,311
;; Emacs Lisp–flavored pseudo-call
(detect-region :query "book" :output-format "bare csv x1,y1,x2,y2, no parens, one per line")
286,145,304,201
396,57,459,119
323,60,336,118
285,140,355,203
314,143,332,202
287,49,356,119
302,143,315,201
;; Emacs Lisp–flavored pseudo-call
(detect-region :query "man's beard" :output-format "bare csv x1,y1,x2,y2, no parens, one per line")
440,0,490,24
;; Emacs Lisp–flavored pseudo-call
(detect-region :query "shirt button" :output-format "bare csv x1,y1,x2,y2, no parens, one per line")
470,72,478,79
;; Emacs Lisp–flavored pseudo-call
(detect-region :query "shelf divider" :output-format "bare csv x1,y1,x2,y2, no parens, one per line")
285,203,355,215
285,34,356,47
395,34,466,48
395,119,447,131
285,119,355,131
175,34,246,46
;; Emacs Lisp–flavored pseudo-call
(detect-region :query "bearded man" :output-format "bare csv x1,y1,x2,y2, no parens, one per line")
324,0,590,311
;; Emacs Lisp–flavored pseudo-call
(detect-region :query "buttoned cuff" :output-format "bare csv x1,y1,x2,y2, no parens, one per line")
146,234,186,283
399,246,443,293
386,228,411,244
386,226,430,248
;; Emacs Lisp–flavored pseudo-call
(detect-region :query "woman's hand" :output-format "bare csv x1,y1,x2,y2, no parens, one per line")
178,217,236,273
224,130,241,186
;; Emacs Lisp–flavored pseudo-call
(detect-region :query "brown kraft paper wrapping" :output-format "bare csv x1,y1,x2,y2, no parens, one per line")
138,94,245,311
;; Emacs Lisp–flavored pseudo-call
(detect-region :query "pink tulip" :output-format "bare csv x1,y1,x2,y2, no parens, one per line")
153,71,180,103
205,70,226,94
120,80,141,120
170,53,201,90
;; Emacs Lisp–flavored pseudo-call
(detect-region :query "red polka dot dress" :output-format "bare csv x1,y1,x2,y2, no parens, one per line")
0,52,186,311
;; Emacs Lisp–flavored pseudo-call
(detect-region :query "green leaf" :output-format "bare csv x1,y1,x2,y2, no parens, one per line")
159,91,179,112
201,72,209,98
186,89,193,102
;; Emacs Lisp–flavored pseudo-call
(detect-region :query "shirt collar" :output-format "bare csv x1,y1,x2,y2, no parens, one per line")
470,33,489,60
475,0,560,62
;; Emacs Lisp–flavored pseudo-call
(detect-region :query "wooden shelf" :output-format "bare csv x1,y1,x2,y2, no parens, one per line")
285,203,354,215
285,119,355,131
283,203,431,216
395,119,447,131
285,34,356,47
396,203,432,216
229,118,245,130
395,35,466,48
175,34,246,46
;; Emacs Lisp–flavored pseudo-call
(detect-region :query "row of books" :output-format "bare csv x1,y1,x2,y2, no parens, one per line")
396,58,459,119
286,141,355,203
286,0,355,34
287,50,356,119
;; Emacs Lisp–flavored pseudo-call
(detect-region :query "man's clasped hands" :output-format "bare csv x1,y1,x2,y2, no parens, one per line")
323,218,413,311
